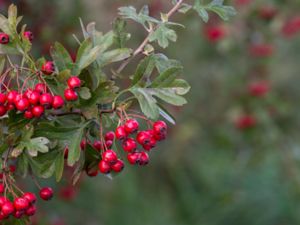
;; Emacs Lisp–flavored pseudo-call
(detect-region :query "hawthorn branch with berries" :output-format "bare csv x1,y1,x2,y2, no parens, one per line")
0,1,235,224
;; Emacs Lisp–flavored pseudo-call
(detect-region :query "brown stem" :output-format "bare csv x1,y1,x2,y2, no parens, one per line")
116,0,185,74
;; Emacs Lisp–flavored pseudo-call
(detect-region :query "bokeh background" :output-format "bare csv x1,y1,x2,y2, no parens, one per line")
3,0,300,224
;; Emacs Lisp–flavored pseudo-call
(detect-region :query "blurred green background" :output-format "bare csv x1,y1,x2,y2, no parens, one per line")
4,0,300,224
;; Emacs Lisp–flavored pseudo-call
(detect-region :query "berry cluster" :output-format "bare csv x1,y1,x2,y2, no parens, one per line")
64,76,81,101
0,183,53,222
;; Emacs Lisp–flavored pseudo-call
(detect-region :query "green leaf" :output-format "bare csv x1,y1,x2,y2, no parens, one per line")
151,66,183,88
55,150,65,182
158,104,176,125
150,88,187,106
26,137,50,157
75,38,102,73
179,3,192,14
132,55,156,86
113,18,131,48
79,87,92,100
167,79,191,95
130,88,160,120
149,24,177,48
50,42,74,72
35,121,91,166
97,48,132,67
118,5,159,29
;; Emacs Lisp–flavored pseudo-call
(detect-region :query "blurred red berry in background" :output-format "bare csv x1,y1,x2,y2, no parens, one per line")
248,81,270,97
282,16,300,37
236,115,257,130
204,25,226,43
249,43,274,57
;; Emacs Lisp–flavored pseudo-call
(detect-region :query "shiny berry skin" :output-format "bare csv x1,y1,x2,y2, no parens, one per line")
0,33,9,44
153,121,167,135
0,183,4,194
23,192,37,204
0,211,7,220
122,138,137,152
127,152,140,165
143,137,157,151
67,76,81,89
0,93,7,105
1,201,14,216
25,205,36,216
93,140,102,151
24,109,34,119
40,93,53,107
13,210,24,219
52,95,64,109
39,187,54,201
32,105,44,118
0,196,8,207
111,159,124,173
98,160,111,174
105,140,113,148
14,197,29,211
139,152,149,166
16,98,30,111
64,88,78,101
9,165,16,173
0,105,6,116
41,61,55,75
6,90,18,104
105,131,115,141
34,83,48,93
115,126,127,140
102,150,118,164
23,31,34,42
28,91,40,105
137,131,151,145
124,119,139,134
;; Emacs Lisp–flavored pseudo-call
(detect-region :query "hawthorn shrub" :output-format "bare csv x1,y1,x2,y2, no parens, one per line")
0,1,236,224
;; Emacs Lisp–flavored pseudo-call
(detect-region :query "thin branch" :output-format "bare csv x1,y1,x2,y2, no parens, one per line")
116,0,185,74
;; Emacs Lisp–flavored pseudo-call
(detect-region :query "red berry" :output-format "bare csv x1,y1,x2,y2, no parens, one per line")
40,93,53,107
9,165,16,173
1,201,14,216
153,121,167,135
105,140,113,149
111,159,124,173
67,76,81,89
64,88,78,101
34,83,48,93
6,103,14,111
14,197,29,211
13,210,24,219
23,192,37,204
127,152,140,165
136,131,151,145
93,140,102,151
39,187,54,201
0,33,9,44
248,81,270,97
23,31,34,42
115,126,127,140
52,95,64,109
80,139,87,150
0,93,7,105
0,196,8,207
102,150,118,164
143,137,157,151
124,119,139,134
85,166,98,177
204,25,226,42
0,183,4,194
0,105,6,116
16,98,30,111
25,205,36,216
32,105,44,118
139,152,149,166
98,160,111,174
41,61,55,75
122,138,137,152
105,131,115,141
28,91,40,105
6,90,18,104
236,115,257,130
